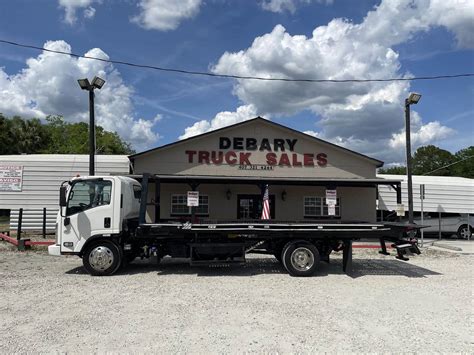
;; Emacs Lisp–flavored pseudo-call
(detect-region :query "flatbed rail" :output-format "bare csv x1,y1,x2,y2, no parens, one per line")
136,221,406,236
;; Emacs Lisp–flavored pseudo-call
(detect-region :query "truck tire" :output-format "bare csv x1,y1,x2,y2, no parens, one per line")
83,240,122,276
282,240,320,277
457,225,472,239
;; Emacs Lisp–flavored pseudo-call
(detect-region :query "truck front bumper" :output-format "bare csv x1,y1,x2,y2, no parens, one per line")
48,244,61,256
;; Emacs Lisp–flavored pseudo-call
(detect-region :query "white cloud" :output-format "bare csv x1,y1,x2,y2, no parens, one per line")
83,6,96,19
207,0,471,163
261,0,333,14
303,130,320,137
0,40,160,150
389,116,456,150
179,104,259,139
58,0,97,24
131,0,202,31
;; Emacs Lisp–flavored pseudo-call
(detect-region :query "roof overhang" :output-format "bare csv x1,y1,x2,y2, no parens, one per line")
126,174,401,187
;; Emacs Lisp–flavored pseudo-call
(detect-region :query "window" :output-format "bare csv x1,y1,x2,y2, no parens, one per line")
171,194,209,215
67,180,112,215
304,196,340,217
133,185,141,200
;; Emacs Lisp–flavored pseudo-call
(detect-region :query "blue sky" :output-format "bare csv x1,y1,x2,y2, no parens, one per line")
0,0,472,164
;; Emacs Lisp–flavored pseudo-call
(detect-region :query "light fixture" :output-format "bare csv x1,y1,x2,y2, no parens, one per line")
77,78,91,90
407,92,421,105
281,190,287,201
226,189,231,200
92,76,106,89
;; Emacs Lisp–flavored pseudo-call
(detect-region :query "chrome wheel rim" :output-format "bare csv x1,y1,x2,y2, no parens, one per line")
89,246,114,271
460,227,471,239
290,247,314,271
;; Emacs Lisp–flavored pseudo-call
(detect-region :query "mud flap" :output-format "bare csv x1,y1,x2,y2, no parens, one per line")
342,240,352,274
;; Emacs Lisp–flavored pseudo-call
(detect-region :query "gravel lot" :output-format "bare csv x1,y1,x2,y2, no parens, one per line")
0,245,472,353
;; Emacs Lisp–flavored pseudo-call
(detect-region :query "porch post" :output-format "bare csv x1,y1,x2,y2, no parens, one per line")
154,177,160,222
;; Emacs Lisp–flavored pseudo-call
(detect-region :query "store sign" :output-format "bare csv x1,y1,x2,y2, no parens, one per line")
187,191,199,207
185,137,328,168
0,165,23,192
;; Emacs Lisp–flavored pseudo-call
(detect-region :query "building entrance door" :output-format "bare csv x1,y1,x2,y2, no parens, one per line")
237,194,275,219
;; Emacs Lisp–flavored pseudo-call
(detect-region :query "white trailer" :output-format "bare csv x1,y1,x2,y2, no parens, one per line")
0,154,130,232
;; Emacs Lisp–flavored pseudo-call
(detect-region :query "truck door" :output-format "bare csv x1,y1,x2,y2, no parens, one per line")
61,179,114,253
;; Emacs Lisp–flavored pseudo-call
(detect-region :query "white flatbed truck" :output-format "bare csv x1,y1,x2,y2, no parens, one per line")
49,175,421,276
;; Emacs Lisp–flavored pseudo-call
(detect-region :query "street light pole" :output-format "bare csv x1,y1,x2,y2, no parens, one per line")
78,76,106,176
405,98,414,224
88,89,95,176
404,92,422,224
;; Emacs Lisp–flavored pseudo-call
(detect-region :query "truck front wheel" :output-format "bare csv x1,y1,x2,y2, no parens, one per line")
83,240,122,276
282,241,320,277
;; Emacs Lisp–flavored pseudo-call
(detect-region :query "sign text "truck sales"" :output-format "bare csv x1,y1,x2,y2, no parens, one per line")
185,137,327,167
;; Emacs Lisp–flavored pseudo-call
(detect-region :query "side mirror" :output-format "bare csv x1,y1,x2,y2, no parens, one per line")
59,186,67,207
64,217,70,226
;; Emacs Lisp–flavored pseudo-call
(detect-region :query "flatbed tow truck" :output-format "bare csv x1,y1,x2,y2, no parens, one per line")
49,174,421,276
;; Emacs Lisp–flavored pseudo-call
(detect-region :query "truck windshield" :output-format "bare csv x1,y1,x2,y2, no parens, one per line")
66,180,112,215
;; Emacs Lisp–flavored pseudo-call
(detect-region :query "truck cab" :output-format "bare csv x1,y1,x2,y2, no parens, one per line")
48,176,141,266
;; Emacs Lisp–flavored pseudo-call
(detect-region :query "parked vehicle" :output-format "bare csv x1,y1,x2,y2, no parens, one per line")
414,212,473,239
48,175,421,276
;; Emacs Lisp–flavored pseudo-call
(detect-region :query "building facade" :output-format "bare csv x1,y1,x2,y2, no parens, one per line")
130,118,398,223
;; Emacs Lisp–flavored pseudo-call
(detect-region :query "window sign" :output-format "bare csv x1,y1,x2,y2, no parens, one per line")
326,189,337,206
187,191,199,207
396,204,405,216
328,204,336,216
0,165,23,191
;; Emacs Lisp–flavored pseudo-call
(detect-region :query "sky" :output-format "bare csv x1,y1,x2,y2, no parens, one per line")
0,0,473,165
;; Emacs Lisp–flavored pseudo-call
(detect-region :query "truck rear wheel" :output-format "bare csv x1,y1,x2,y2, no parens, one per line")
282,241,320,277
83,240,122,276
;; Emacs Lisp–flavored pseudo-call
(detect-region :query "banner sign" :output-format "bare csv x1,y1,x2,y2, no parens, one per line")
0,165,23,192
187,191,199,207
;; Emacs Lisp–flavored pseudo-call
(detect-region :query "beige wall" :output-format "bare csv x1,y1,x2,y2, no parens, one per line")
133,120,378,179
144,183,376,223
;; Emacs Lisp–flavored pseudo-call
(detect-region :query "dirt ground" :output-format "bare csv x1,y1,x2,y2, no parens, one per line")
0,245,472,353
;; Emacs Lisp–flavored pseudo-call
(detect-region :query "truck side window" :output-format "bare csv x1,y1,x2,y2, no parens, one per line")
66,180,112,215
133,185,141,200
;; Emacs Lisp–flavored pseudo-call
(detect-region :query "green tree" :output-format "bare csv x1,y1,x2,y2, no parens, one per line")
412,145,454,176
10,116,48,154
0,115,134,155
378,166,406,175
452,146,474,178
0,114,16,154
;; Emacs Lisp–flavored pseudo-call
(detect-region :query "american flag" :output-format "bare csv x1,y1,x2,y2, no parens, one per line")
261,184,270,220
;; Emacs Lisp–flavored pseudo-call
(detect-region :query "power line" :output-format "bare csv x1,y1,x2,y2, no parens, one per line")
1,38,474,83
422,155,473,176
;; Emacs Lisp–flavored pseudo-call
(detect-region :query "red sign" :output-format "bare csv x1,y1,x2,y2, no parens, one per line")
185,136,327,168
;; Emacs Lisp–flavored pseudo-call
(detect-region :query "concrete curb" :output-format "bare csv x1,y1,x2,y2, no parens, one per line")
432,241,463,251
